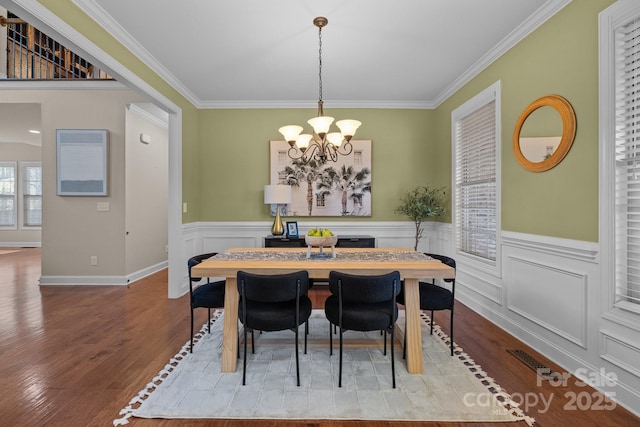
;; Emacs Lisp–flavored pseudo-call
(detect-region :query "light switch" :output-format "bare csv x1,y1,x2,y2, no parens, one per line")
97,202,110,212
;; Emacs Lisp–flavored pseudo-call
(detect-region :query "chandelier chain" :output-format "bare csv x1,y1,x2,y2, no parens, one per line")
318,26,323,103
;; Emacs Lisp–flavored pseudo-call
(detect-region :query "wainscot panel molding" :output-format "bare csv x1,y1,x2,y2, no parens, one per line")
506,255,588,348
502,230,599,263
600,330,640,379
598,330,640,407
456,269,504,305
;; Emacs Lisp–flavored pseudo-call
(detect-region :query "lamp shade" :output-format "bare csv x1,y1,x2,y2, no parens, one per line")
308,116,335,135
336,119,361,138
326,132,344,146
279,125,303,143
264,185,292,204
296,134,313,150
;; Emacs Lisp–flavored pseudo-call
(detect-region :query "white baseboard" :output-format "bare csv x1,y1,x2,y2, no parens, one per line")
0,242,41,247
39,260,167,286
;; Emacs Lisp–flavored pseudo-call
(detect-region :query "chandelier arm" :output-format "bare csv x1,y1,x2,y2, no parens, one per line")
304,143,323,163
287,146,307,161
334,140,354,156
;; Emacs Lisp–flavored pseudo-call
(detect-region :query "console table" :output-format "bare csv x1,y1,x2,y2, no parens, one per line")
264,234,375,248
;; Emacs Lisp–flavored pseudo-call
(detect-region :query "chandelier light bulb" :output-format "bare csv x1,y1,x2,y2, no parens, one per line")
279,125,303,144
296,134,313,150
326,132,344,146
336,119,361,140
307,115,335,136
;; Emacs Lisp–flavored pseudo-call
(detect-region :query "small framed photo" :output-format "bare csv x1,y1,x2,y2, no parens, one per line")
286,221,299,238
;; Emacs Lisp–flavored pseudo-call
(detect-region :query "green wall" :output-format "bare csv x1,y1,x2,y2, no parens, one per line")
195,108,437,221
38,0,612,241
433,0,613,242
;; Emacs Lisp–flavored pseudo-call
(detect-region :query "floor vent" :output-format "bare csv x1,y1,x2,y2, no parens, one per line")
507,349,561,381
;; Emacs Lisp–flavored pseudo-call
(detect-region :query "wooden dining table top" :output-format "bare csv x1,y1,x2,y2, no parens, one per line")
192,247,455,279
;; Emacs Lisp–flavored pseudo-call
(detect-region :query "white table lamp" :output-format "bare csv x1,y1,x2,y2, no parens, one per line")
264,185,292,236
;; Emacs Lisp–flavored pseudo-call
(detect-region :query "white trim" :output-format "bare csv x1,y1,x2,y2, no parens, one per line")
0,79,126,90
39,260,167,286
0,241,40,247
502,230,599,263
40,275,127,286
126,103,168,130
451,80,502,278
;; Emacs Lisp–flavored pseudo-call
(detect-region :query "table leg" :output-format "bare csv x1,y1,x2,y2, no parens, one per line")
221,276,238,372
403,277,423,374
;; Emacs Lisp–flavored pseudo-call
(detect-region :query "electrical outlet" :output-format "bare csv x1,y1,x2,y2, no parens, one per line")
183,202,188,213
90,256,98,266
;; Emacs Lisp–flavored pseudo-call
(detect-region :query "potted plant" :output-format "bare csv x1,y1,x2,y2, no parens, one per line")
395,186,447,251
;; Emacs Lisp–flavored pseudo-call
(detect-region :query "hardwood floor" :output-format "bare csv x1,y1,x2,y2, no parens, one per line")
0,248,637,427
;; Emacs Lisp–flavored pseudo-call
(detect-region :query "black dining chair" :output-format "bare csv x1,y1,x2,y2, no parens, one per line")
324,270,401,388
237,270,312,386
188,252,226,353
397,253,456,356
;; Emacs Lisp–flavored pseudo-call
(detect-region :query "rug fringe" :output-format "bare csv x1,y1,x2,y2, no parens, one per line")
423,312,536,426
112,311,222,426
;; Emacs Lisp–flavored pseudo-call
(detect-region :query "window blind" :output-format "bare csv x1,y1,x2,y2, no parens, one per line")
615,16,640,307
455,101,497,261
0,164,17,227
22,164,42,227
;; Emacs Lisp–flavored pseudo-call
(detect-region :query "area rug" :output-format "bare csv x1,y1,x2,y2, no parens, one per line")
114,310,535,426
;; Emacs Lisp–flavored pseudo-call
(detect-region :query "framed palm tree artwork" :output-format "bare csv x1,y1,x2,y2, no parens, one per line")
269,140,372,217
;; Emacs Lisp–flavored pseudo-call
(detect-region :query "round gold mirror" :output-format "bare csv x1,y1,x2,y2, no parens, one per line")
513,95,576,172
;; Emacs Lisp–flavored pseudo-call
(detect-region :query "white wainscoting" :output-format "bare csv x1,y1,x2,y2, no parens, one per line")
455,230,640,417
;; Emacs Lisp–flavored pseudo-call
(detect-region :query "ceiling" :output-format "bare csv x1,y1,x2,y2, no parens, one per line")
0,0,568,144
72,0,564,109
0,104,41,146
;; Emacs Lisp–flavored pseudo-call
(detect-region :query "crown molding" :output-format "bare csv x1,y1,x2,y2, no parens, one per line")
433,0,572,107
72,0,571,110
72,0,202,107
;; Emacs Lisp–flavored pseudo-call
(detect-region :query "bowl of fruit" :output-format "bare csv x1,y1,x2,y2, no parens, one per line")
305,227,338,247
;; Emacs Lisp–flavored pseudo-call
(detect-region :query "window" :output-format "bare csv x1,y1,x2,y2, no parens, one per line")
0,162,17,228
452,82,501,269
21,162,42,227
600,0,640,314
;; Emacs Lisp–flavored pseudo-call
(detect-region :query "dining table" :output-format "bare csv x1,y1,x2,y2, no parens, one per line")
191,247,456,374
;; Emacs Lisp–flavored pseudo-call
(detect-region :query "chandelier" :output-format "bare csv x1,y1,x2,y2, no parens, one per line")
279,17,361,164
